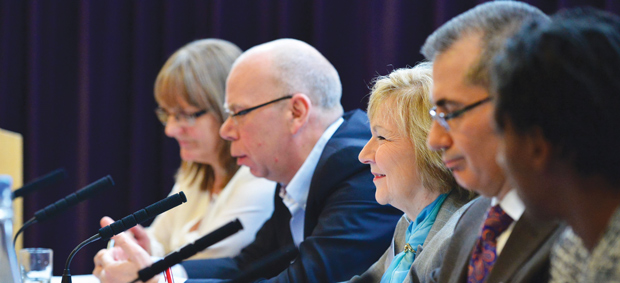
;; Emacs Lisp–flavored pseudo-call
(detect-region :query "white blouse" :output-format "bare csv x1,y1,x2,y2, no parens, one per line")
146,166,276,259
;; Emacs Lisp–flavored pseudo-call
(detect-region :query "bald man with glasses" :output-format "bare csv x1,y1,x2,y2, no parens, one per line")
190,38,401,283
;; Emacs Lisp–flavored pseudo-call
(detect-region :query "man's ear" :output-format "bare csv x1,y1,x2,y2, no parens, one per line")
526,127,554,174
289,93,311,135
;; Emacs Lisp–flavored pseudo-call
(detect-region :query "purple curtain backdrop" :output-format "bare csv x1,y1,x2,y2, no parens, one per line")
1,0,618,276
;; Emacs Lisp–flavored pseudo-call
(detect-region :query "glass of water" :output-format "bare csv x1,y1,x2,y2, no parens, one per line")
18,248,53,283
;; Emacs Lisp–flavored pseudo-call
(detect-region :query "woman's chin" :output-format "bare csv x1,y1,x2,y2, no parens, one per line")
374,193,390,206
179,151,196,163
181,155,211,165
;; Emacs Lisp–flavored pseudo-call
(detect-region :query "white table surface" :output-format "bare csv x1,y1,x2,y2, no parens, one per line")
51,274,187,283
51,275,99,283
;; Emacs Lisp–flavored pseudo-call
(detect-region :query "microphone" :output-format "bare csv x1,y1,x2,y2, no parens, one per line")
34,175,113,222
228,246,299,283
61,191,187,283
98,191,187,241
133,219,243,283
12,168,67,199
13,175,114,245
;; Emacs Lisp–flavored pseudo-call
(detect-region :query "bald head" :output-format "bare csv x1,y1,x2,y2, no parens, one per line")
232,39,344,116
221,39,345,183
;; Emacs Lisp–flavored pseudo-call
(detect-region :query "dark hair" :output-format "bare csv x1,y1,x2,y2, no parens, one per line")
421,1,548,88
493,7,620,183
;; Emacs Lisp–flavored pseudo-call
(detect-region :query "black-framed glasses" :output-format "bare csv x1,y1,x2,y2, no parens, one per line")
429,97,491,130
227,95,293,117
155,108,208,126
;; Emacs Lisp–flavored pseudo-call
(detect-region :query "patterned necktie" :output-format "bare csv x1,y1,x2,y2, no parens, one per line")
467,204,514,283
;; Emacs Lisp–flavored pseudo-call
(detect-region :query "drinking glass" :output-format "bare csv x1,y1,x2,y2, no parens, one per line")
18,248,53,283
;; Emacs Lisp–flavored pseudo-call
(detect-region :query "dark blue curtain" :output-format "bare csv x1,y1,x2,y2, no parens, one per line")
1,0,618,276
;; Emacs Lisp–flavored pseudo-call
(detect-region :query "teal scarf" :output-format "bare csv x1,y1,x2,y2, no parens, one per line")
380,193,448,283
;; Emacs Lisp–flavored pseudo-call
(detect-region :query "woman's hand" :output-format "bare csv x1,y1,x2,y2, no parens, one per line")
129,224,152,254
93,217,159,283
99,216,152,254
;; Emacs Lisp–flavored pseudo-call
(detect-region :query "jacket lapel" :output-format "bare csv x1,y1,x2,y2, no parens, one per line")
486,209,560,282
424,190,472,246
273,183,295,246
304,110,370,238
453,198,491,283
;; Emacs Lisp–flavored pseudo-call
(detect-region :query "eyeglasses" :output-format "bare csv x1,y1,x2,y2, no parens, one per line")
429,97,491,130
155,108,208,126
226,95,293,118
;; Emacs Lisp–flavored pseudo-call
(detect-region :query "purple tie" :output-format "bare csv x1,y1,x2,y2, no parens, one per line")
467,204,514,283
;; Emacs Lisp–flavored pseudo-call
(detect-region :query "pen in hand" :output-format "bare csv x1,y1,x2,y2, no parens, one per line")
106,239,115,249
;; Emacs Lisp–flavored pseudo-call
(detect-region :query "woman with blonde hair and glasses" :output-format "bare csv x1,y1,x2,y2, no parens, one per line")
351,63,474,283
96,39,275,262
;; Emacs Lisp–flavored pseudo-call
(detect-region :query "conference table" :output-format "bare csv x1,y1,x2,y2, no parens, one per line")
51,274,188,282
51,275,99,282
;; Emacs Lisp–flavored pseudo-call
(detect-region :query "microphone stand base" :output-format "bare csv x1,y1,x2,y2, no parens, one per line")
61,269,72,283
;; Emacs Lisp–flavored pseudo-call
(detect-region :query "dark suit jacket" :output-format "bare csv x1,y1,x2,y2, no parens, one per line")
433,197,565,283
182,110,402,283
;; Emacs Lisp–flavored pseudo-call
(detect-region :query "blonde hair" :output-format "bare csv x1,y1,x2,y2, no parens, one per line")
154,39,242,192
367,62,458,194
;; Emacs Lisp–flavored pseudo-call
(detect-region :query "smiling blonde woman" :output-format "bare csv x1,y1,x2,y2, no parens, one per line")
350,62,475,283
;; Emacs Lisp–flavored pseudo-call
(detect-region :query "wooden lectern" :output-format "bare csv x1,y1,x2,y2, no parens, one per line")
0,128,23,250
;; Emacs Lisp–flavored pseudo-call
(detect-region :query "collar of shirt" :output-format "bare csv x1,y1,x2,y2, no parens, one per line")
279,117,344,212
491,189,525,222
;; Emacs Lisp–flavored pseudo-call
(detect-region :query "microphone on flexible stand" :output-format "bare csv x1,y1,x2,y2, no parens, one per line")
61,191,187,283
13,175,114,246
132,219,243,283
12,168,67,199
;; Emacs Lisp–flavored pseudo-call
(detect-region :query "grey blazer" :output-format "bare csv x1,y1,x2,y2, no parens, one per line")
432,197,565,283
349,190,474,283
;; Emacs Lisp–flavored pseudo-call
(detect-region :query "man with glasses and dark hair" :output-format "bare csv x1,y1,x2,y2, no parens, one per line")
419,2,564,283
94,38,401,283
492,7,620,282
